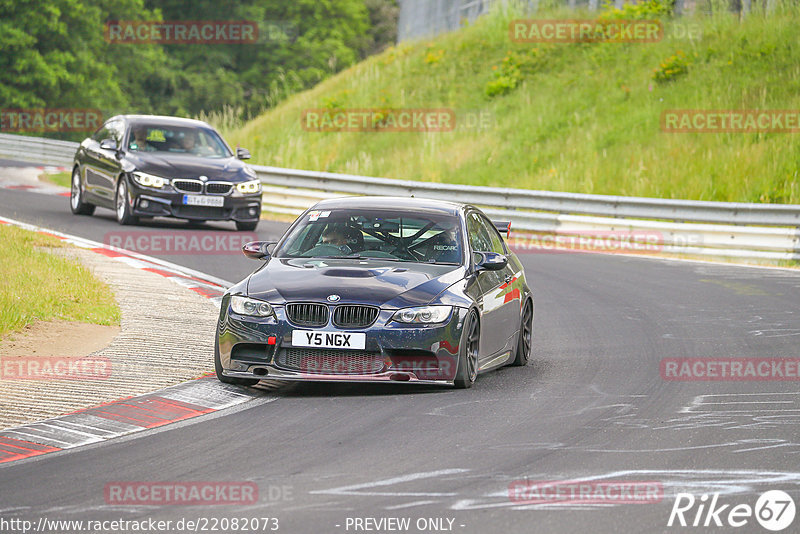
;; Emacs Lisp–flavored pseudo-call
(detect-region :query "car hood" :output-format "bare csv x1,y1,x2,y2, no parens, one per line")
245,258,465,309
124,152,250,181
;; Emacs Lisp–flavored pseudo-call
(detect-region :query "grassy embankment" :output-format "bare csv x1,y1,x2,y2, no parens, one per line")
0,225,120,338
218,1,799,203
41,171,70,188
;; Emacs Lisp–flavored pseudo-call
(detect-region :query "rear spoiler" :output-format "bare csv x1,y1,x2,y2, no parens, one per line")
493,221,511,235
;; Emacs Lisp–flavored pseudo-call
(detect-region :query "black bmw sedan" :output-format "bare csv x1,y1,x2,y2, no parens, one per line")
70,115,262,230
215,196,534,389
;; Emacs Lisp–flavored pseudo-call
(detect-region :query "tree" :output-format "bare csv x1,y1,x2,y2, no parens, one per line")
0,0,398,130
363,0,398,57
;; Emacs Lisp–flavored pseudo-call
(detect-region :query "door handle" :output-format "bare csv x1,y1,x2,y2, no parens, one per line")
504,274,513,283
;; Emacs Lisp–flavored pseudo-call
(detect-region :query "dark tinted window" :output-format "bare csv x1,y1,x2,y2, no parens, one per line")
480,214,506,254
467,212,493,252
91,120,123,144
467,212,505,254
91,124,110,142
106,120,124,144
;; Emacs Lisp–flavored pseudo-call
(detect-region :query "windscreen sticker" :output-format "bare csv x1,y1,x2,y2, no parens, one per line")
308,210,331,221
147,129,166,142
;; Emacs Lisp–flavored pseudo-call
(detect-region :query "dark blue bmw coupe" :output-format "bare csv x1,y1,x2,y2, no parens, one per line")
215,196,533,388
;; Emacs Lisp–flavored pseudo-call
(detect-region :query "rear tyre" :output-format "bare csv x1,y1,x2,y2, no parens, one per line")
454,310,479,389
214,338,259,386
236,220,259,231
511,299,533,366
70,167,95,215
115,179,139,226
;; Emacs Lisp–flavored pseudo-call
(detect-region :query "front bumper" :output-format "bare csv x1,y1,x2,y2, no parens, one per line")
216,301,468,386
128,180,261,222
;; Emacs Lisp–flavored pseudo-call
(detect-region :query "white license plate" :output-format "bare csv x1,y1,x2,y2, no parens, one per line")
292,330,366,350
182,195,224,207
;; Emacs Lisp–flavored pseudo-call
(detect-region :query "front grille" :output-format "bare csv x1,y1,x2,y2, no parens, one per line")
286,303,329,327
206,182,233,195
277,348,384,375
333,305,379,328
173,179,203,193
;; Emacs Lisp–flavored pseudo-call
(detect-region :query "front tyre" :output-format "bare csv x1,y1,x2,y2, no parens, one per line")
454,310,479,389
511,299,533,366
115,178,138,226
70,167,95,215
214,337,259,386
236,220,259,231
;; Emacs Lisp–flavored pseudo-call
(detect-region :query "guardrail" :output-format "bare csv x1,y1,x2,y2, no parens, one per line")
1,132,798,261
0,133,79,167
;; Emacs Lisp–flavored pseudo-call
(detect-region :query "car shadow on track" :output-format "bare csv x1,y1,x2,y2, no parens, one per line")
246,356,552,398
258,380,448,398
92,212,241,232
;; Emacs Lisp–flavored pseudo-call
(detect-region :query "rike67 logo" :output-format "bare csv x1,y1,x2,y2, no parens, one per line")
668,490,796,531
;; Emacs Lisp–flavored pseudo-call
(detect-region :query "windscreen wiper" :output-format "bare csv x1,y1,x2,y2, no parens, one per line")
338,255,414,262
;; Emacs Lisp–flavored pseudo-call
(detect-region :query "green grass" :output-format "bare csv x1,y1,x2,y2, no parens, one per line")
0,225,120,338
40,171,71,189
221,1,800,203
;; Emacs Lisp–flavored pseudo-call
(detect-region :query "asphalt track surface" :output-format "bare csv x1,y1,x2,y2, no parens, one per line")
1,159,799,533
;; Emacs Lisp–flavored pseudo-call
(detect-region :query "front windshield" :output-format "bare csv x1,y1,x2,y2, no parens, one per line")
276,209,463,265
126,124,232,158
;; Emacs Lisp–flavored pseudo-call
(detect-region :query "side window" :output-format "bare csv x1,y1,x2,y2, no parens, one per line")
91,124,110,142
91,120,123,144
467,213,492,252
106,120,124,144
479,215,506,254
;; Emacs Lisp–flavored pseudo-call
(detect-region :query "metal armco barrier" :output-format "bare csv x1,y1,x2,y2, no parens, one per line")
0,133,79,167
1,132,798,261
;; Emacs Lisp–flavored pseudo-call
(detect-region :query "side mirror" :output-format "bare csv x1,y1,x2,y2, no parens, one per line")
99,138,118,151
242,241,277,260
236,147,251,160
474,251,507,271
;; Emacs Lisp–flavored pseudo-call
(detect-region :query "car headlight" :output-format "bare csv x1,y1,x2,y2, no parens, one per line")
392,305,452,324
236,180,261,194
131,171,166,188
230,296,273,317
